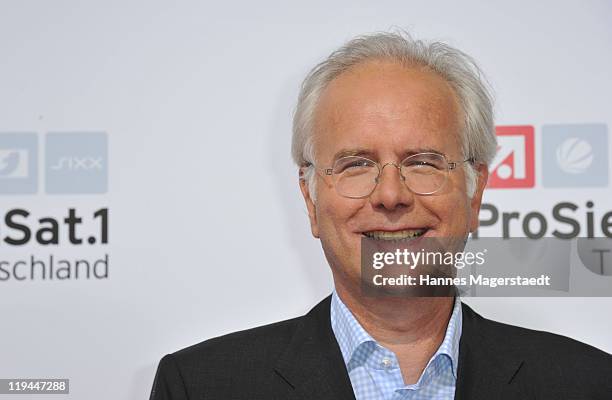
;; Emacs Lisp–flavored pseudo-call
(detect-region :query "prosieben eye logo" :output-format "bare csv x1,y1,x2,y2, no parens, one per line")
488,126,535,189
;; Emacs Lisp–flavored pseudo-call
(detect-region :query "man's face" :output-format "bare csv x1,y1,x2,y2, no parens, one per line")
299,60,488,291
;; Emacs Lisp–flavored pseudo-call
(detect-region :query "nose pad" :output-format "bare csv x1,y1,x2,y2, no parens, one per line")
375,162,406,184
370,162,414,209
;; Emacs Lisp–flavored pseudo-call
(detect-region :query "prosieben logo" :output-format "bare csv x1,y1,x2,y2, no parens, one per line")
487,126,535,189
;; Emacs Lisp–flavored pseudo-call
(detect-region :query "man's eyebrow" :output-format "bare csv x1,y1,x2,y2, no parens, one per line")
331,147,446,161
402,148,445,157
332,148,376,160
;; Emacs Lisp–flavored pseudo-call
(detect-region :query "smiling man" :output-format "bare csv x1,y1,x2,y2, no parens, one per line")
150,32,612,400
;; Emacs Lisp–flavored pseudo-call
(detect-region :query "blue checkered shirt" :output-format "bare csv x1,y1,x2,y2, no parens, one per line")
330,291,462,400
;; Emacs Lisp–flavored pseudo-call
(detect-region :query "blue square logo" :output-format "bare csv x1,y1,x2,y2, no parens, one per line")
0,133,38,194
541,124,609,188
45,132,108,194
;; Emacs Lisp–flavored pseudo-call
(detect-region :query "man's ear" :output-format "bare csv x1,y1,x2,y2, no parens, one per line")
299,168,320,238
469,163,489,233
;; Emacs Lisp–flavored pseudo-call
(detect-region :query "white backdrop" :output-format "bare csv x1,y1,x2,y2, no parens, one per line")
1,1,611,399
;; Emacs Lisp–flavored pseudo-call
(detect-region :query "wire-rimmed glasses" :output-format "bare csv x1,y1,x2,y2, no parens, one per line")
315,152,474,199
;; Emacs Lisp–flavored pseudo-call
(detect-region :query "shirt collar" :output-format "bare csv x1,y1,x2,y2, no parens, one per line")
330,290,462,379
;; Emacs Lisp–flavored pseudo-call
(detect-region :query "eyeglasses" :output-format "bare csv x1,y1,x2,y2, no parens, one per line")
314,152,474,199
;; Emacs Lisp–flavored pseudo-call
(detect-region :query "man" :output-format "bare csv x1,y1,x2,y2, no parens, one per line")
150,32,612,399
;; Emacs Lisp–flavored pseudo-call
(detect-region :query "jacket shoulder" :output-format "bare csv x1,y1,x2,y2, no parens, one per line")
170,314,302,372
461,301,612,397
164,316,304,391
151,315,305,399
462,302,611,362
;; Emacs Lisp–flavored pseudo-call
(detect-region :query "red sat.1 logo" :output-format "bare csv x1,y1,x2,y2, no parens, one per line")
488,125,535,188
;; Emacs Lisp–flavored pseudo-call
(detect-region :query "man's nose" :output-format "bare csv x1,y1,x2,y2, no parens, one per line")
368,163,415,210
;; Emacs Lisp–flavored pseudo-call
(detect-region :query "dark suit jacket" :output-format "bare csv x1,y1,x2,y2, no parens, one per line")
150,296,612,399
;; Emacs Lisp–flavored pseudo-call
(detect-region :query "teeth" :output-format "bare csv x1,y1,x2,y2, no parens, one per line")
363,229,427,241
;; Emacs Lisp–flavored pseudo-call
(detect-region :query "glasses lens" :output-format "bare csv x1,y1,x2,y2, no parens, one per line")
401,153,448,194
333,156,378,198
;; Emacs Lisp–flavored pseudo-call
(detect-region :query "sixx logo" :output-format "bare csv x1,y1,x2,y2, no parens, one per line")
51,156,103,171
487,125,535,188
488,126,535,188
45,132,108,194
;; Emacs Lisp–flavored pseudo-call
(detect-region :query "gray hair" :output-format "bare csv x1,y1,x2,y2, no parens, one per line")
291,31,497,199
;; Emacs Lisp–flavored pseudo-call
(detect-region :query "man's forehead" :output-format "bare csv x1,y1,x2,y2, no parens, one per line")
311,64,463,162
318,61,458,110
313,60,462,143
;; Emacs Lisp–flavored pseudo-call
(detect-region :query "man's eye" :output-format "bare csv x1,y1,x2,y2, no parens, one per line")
336,160,373,173
347,161,370,168
408,161,437,168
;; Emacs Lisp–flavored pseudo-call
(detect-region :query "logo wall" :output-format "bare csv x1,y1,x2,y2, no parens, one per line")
478,123,612,275
0,132,109,283
488,123,609,189
0,132,107,194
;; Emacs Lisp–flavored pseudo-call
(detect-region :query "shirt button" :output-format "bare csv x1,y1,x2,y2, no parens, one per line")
381,358,392,368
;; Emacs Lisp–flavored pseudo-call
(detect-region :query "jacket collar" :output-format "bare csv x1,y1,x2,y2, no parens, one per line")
274,295,525,400
274,295,356,400
454,302,526,400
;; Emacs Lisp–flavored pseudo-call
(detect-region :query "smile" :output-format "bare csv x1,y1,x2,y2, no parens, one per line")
362,228,428,241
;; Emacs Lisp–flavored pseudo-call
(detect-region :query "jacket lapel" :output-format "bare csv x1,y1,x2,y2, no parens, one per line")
274,295,356,400
454,302,526,400
275,296,527,400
